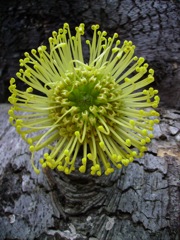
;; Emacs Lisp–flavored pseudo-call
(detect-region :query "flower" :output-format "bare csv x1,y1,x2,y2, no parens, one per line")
8,23,160,176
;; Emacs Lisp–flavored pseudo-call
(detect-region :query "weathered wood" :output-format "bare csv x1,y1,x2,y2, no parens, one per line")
0,0,180,109
0,104,179,240
0,0,180,239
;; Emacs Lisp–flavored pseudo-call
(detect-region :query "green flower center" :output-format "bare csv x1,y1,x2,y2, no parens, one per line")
49,65,121,139
68,75,100,112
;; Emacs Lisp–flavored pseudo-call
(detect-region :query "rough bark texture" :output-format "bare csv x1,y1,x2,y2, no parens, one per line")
0,0,180,239
0,0,180,108
0,104,180,240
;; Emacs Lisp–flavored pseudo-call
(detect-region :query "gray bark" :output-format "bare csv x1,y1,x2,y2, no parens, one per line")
0,0,180,109
0,104,179,240
0,0,180,239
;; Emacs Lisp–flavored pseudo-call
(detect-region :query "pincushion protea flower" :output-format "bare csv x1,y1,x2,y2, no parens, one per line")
8,23,160,176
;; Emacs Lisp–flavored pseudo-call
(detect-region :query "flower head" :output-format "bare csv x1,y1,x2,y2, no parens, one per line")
8,23,160,176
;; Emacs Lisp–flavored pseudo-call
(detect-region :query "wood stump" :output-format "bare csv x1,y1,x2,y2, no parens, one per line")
0,0,180,239
0,104,179,239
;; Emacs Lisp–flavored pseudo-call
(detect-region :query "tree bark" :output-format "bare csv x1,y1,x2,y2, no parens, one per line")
0,104,179,240
0,0,180,108
0,0,180,239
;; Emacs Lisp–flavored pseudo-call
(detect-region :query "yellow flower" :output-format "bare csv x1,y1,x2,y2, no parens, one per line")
8,23,160,176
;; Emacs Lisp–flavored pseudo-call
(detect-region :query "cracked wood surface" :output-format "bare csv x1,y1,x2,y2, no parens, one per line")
0,0,180,239
0,0,180,109
0,104,179,240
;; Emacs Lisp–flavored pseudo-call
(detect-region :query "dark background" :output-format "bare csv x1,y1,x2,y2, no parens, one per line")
0,0,180,109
